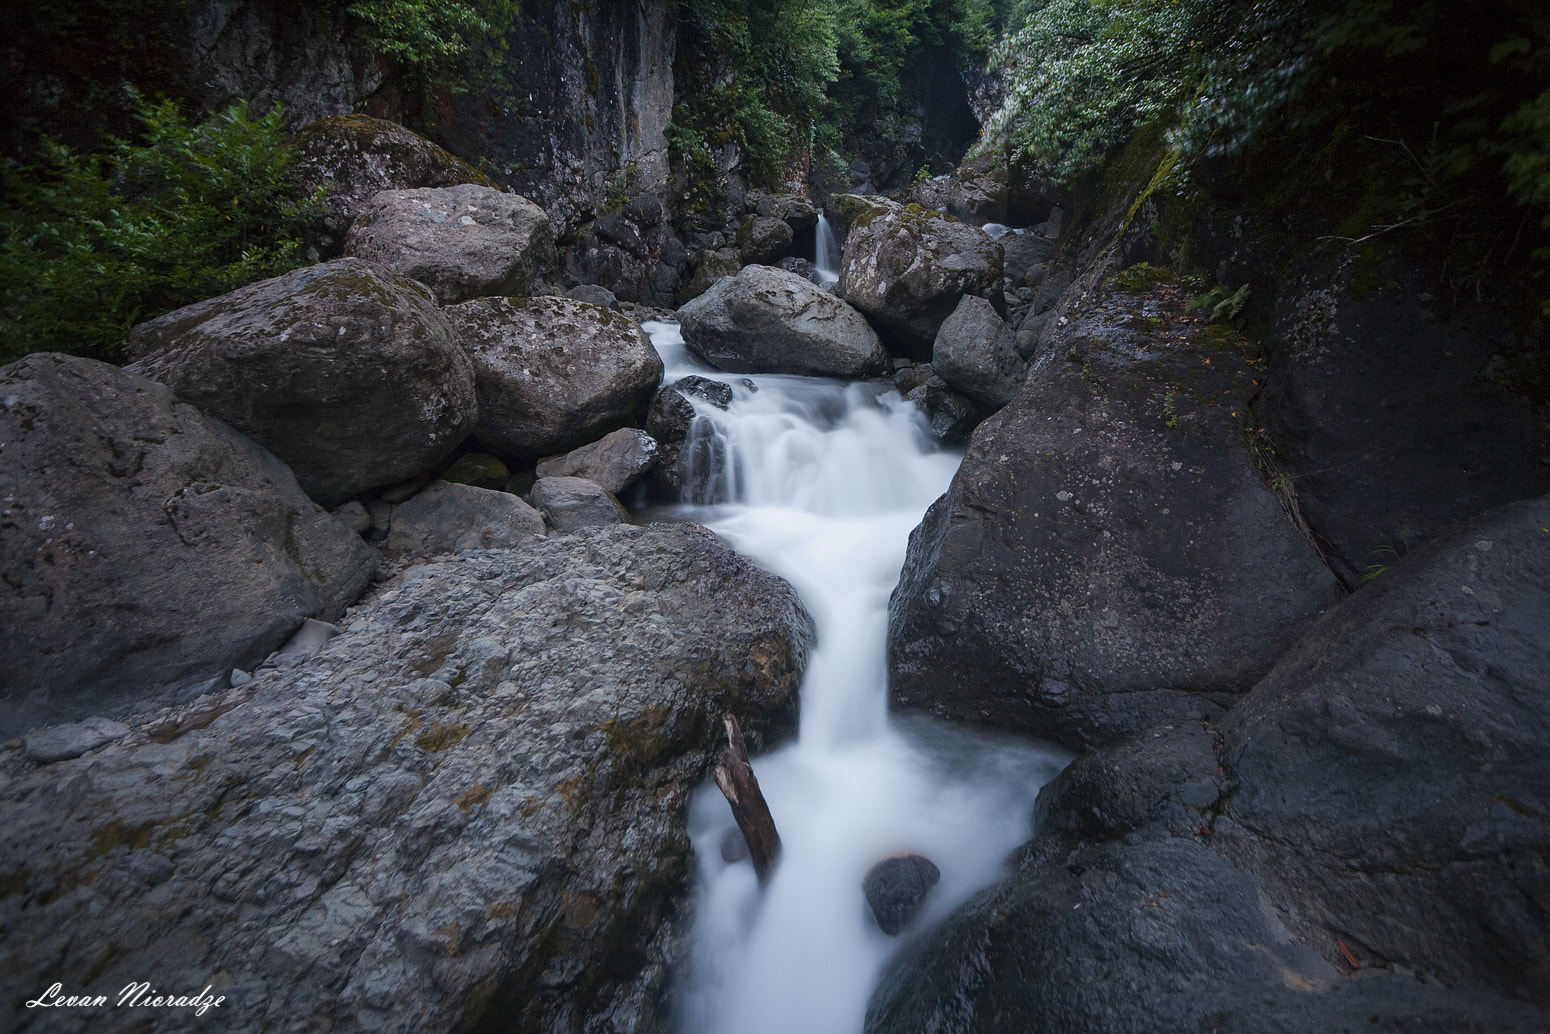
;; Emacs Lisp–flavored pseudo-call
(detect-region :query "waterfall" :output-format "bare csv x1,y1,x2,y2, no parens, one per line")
814,212,841,285
640,321,1065,1034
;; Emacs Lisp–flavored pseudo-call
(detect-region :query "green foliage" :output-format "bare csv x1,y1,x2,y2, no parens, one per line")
345,0,521,70
1189,284,1251,323
673,0,995,187
0,96,320,363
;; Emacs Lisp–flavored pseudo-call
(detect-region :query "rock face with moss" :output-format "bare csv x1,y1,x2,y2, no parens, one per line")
679,264,890,379
126,258,476,508
445,296,664,462
343,183,555,304
837,198,1004,358
0,522,814,1034
888,275,1339,750
290,114,497,257
867,495,1550,1034
0,353,374,739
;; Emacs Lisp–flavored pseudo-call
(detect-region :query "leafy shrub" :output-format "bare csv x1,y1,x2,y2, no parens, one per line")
0,96,321,363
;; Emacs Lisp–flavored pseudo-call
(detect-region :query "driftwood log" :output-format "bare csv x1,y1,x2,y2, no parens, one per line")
713,714,781,883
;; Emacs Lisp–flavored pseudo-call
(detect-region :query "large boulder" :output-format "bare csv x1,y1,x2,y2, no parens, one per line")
536,428,659,495
384,481,545,556
678,265,889,379
931,294,1026,409
908,153,1010,226
444,296,664,462
680,247,743,303
736,215,794,265
866,496,1550,1033
126,258,475,508
0,354,375,737
1217,493,1550,1000
531,476,630,531
889,275,1340,749
837,198,1004,358
1252,255,1550,584
0,523,814,1033
290,114,496,257
343,183,555,304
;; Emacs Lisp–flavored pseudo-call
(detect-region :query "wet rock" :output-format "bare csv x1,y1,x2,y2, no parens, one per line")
385,481,544,556
737,215,794,265
931,294,1027,410
444,296,663,462
536,428,659,495
837,197,1004,359
888,277,1340,750
0,354,374,737
866,835,1544,1034
867,496,1550,1033
678,264,889,379
290,114,495,257
863,854,941,935
1217,493,1550,1001
905,382,980,445
23,717,131,765
531,476,630,531
344,183,555,304
440,453,510,490
646,377,736,499
126,258,476,508
1253,256,1550,584
0,523,814,1034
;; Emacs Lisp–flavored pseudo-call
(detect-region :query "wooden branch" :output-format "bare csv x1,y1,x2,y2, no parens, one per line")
713,713,781,884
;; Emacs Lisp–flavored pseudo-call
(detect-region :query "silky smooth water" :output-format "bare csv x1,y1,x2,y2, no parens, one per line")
814,213,841,285
642,321,1065,1034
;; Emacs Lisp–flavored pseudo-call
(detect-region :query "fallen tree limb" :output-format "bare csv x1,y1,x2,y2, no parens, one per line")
713,713,781,884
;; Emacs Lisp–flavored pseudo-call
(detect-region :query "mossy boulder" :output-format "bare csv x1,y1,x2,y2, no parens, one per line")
344,183,555,304
838,200,1004,359
444,296,663,462
127,258,477,508
290,114,495,257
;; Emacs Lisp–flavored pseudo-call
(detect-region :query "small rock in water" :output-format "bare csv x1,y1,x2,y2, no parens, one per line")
864,853,941,935
25,717,132,764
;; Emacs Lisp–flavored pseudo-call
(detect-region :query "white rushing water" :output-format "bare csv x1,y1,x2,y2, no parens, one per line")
641,322,1066,1034
813,213,841,285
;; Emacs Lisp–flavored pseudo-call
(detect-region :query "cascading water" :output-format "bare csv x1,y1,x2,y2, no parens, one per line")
813,213,841,285
641,321,1065,1034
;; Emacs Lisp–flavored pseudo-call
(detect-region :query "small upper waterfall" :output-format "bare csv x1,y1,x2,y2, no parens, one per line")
814,212,841,284
641,321,1065,1034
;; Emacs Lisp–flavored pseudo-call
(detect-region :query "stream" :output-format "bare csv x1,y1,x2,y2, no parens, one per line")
640,321,1067,1034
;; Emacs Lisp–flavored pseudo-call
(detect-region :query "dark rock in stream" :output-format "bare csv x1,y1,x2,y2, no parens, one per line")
888,275,1340,751
0,353,375,738
678,264,890,379
864,854,941,935
866,495,1550,1034
836,196,1005,359
0,523,815,1034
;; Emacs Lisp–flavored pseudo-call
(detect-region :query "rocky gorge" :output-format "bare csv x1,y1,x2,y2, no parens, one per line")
4,2,1550,1033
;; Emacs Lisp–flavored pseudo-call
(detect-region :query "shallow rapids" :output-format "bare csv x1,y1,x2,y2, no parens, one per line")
642,321,1065,1034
